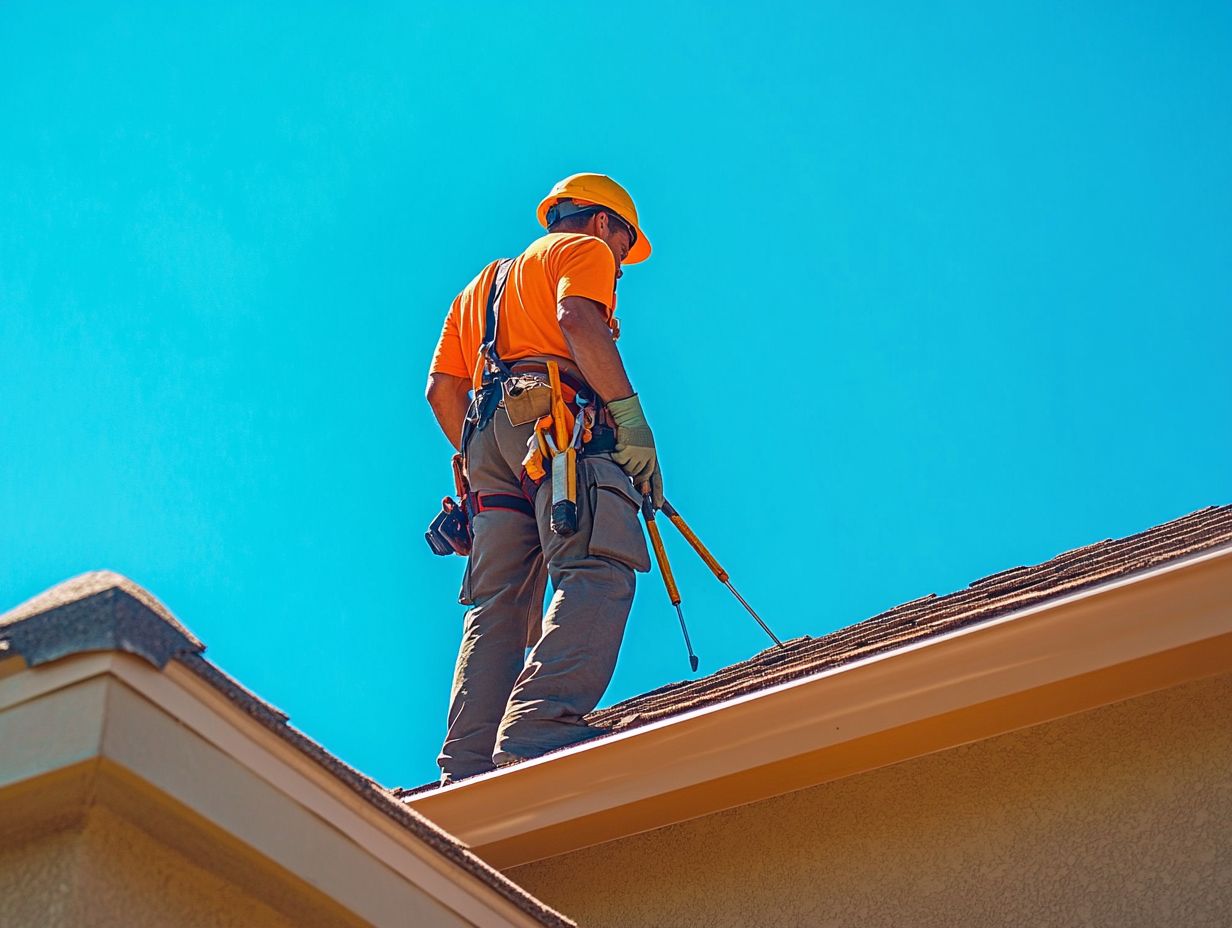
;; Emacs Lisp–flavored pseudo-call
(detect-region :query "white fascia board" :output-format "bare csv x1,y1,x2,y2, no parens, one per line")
0,657,110,789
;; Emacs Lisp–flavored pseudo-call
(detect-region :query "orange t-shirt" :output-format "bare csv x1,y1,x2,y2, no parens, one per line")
429,233,618,388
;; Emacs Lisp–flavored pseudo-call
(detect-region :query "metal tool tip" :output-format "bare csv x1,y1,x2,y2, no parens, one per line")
689,655,699,672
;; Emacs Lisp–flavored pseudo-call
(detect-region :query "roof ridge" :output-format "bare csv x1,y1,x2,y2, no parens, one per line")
0,570,203,669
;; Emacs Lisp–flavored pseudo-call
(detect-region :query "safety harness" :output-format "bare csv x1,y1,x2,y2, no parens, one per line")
462,259,606,442
452,258,537,516
427,256,617,554
468,258,615,514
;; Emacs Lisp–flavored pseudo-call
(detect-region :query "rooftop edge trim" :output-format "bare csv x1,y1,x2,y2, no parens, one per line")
406,541,1232,867
0,571,203,669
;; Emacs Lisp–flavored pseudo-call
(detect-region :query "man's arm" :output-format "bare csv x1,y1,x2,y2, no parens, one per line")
558,295,663,505
557,296,634,402
425,373,472,451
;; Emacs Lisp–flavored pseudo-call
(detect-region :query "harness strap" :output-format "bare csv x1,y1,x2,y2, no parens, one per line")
461,258,516,452
468,491,535,518
479,258,516,384
519,470,544,505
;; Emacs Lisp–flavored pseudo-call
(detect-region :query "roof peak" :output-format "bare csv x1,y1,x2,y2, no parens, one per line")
0,569,204,669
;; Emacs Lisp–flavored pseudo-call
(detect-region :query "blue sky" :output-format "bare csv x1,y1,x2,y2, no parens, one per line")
2,2,1228,787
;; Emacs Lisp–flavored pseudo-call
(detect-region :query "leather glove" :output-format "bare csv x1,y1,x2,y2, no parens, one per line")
607,394,658,490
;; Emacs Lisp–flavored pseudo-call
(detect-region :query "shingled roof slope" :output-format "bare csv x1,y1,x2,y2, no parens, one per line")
0,571,573,928
587,504,1232,734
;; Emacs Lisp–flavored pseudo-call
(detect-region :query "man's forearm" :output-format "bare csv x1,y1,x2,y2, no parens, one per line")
425,373,472,451
557,296,635,402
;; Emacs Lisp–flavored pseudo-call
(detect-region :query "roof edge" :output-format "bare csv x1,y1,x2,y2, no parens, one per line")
585,504,1232,735
407,541,1232,867
0,649,573,928
0,571,204,670
170,651,572,927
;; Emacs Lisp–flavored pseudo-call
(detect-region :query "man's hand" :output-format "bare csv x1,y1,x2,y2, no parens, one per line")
608,394,662,505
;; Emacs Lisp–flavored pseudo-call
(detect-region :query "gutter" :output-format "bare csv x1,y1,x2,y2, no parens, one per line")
407,542,1232,868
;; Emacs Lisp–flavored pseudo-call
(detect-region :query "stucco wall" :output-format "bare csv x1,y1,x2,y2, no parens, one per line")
511,671,1232,928
0,806,307,928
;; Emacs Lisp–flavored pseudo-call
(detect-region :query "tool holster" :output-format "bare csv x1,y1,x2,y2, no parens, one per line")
425,453,474,557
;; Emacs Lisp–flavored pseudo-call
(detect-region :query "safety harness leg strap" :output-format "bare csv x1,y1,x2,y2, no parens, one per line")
467,491,534,519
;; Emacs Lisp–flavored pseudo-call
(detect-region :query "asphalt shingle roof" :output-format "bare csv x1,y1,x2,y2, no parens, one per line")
586,504,1232,735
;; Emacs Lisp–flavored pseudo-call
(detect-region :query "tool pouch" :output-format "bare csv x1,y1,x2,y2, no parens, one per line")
425,496,472,556
587,461,652,572
503,376,552,427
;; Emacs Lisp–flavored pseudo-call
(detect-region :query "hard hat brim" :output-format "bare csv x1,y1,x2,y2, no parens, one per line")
625,230,651,264
536,194,651,264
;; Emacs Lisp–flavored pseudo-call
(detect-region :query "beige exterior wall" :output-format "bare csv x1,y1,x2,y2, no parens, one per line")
511,671,1232,928
0,806,307,928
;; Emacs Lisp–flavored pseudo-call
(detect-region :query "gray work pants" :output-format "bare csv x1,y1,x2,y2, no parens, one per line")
437,409,651,783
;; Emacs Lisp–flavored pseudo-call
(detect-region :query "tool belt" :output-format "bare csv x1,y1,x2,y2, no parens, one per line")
501,361,616,450
502,362,588,426
512,359,615,535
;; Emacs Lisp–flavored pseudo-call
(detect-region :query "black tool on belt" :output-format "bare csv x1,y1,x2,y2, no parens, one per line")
425,497,471,557
425,451,539,557
425,453,473,557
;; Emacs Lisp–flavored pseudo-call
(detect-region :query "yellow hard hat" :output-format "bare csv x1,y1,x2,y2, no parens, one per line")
536,173,651,264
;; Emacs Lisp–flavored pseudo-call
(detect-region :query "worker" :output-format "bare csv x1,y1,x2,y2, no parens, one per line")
425,173,659,784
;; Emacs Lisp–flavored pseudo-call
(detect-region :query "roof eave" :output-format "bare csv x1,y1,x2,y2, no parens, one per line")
0,648,570,928
407,542,1232,869
0,571,573,928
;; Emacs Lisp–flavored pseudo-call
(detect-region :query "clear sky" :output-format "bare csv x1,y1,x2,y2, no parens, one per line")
3,2,1229,787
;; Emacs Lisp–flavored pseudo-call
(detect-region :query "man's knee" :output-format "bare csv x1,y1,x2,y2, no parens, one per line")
549,554,636,601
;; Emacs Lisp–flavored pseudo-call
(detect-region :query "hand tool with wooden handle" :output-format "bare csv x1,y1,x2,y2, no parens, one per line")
661,499,785,648
642,488,699,671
